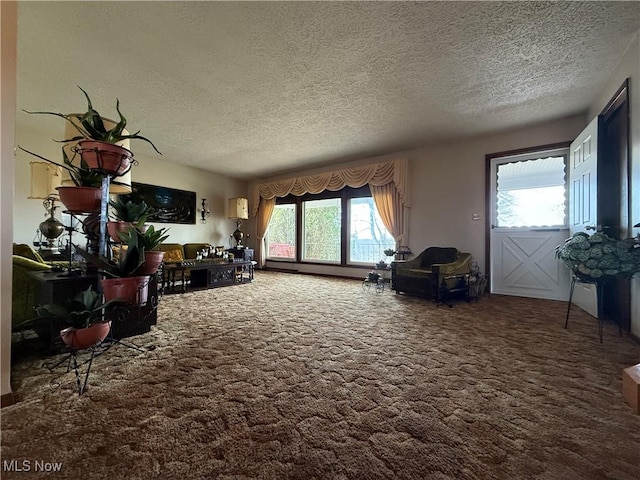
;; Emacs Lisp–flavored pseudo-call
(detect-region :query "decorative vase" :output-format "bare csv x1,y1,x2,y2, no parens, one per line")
138,251,165,275
56,186,101,213
101,276,150,306
76,140,133,176
60,321,111,350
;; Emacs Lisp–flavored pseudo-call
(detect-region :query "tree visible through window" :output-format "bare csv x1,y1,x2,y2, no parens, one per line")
265,187,395,265
349,197,395,263
267,204,296,258
302,198,341,262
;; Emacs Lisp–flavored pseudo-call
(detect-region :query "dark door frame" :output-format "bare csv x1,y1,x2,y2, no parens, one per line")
599,78,631,331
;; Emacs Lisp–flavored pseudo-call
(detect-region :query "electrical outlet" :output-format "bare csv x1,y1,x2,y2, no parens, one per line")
472,213,481,221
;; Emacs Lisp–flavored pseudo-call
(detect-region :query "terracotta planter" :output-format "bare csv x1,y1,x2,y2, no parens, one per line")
101,275,149,306
56,186,101,213
60,321,111,350
77,140,133,176
138,251,165,275
107,221,135,243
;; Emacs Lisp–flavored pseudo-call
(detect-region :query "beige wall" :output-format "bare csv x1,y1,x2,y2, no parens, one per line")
1,1,17,402
13,125,249,248
253,114,585,276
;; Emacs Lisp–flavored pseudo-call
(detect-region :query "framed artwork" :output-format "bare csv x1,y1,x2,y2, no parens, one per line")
122,182,196,224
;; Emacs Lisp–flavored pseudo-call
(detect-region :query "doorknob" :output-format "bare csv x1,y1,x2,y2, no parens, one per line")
585,225,597,231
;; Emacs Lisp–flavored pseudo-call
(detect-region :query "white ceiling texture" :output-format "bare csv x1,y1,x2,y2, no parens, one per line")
16,1,640,180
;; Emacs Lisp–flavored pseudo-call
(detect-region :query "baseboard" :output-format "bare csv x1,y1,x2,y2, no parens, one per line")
1,391,16,408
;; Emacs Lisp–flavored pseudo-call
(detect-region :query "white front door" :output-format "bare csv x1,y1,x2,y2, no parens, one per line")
567,116,600,316
489,148,571,300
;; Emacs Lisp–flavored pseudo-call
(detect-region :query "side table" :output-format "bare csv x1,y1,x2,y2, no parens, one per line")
438,274,470,306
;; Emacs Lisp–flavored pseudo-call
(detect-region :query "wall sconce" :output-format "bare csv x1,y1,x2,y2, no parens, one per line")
29,161,65,253
227,197,249,247
200,198,210,224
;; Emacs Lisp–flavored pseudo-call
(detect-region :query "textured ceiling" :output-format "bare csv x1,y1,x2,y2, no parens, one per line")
16,1,640,180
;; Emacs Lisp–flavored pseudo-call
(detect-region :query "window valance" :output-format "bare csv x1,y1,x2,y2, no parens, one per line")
252,158,408,216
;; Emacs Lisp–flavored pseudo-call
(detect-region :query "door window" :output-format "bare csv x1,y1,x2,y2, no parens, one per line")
496,156,567,228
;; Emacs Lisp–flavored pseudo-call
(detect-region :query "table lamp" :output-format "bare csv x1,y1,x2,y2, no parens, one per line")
29,161,64,253
227,197,249,247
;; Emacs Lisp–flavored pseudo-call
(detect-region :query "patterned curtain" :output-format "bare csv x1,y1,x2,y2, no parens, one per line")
252,158,409,266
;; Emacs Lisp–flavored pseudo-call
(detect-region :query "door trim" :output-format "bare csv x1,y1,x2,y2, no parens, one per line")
484,141,571,284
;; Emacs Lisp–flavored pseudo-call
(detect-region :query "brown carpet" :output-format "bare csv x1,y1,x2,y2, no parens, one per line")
2,271,640,480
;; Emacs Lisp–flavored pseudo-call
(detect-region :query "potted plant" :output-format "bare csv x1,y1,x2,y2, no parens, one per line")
107,198,153,242
117,221,170,275
75,233,149,306
34,286,122,350
24,86,161,175
19,146,103,213
556,230,640,281
383,248,396,257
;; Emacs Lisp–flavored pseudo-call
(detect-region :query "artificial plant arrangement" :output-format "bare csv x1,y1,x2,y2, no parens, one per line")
76,231,145,279
24,86,162,154
109,198,153,223
75,232,149,305
34,286,121,330
555,230,640,281
117,221,170,275
118,220,170,251
107,198,154,242
34,286,124,350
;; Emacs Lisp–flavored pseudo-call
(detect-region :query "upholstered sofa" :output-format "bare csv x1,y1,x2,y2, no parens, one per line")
12,244,52,331
391,247,472,301
157,243,225,288
157,243,215,263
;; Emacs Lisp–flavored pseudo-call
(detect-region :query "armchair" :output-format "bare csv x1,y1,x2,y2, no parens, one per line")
12,244,52,331
391,247,472,301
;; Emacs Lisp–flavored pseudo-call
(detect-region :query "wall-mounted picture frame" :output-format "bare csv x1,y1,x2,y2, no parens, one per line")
122,182,196,224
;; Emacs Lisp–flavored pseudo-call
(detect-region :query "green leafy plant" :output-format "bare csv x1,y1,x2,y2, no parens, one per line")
555,231,640,281
118,221,170,251
383,248,396,257
18,146,103,188
24,86,161,155
109,198,153,223
34,286,122,329
75,233,145,278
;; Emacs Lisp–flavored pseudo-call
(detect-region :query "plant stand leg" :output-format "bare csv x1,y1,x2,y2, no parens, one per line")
565,275,576,329
71,348,97,396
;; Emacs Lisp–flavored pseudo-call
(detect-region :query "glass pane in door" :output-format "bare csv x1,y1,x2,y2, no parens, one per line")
496,156,566,227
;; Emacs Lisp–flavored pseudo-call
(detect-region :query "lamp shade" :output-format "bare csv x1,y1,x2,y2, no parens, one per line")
29,162,62,199
61,115,132,194
227,197,249,220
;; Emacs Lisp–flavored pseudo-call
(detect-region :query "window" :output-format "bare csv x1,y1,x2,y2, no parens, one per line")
266,203,296,259
349,197,395,264
266,186,395,265
302,198,341,262
496,155,566,227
